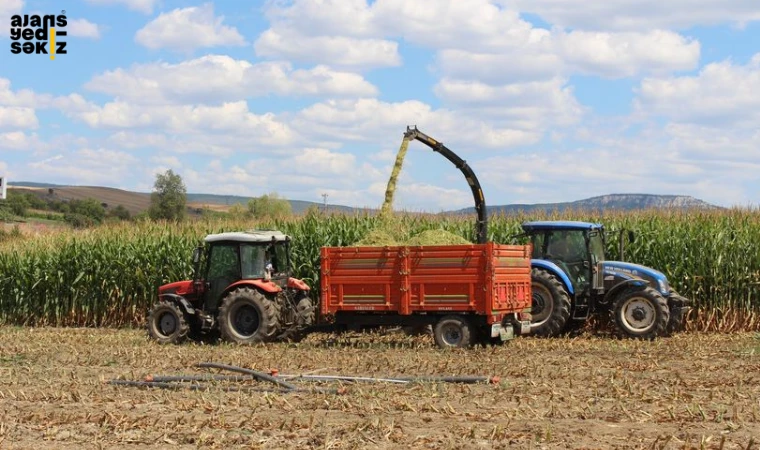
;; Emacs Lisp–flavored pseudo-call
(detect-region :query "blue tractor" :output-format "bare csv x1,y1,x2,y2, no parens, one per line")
517,221,691,339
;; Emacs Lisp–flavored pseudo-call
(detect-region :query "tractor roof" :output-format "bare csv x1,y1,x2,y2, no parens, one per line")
204,229,290,244
521,220,603,232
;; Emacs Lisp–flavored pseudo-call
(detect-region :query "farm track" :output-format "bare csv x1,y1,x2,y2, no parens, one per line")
0,327,759,449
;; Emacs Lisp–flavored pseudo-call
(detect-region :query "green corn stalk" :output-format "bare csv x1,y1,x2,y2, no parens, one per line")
1,206,760,330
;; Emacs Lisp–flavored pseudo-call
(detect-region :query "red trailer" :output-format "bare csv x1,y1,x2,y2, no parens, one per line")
319,242,533,348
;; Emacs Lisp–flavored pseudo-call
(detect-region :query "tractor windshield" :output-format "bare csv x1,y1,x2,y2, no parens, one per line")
241,244,266,279
268,242,289,277
546,230,586,263
588,231,605,264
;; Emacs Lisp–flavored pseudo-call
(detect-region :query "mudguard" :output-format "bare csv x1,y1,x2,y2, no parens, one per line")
602,279,649,304
226,279,282,294
159,293,195,315
287,277,311,291
531,259,575,295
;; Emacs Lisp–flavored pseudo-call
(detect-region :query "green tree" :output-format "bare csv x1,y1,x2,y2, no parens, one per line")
69,198,106,223
7,192,29,217
23,192,46,210
108,205,131,221
226,203,248,219
247,192,292,219
148,169,187,222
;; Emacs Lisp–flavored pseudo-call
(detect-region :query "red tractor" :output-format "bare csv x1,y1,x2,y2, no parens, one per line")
146,230,315,344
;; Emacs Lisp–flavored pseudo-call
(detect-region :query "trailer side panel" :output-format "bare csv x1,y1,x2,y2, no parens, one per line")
320,243,531,324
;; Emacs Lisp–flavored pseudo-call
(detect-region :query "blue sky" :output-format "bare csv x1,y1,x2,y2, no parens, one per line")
1,0,760,212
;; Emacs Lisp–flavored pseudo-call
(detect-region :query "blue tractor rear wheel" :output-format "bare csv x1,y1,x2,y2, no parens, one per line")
530,268,572,337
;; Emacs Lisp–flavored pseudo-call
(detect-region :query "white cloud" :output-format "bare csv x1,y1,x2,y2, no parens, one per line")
289,148,357,176
257,0,700,80
371,0,550,52
85,0,157,15
85,55,378,104
557,30,700,78
261,0,376,37
0,78,47,108
472,149,710,205
67,18,102,39
262,0,548,52
505,0,760,31
433,77,584,127
135,3,246,52
470,116,760,207
663,123,760,162
435,49,562,84
255,29,400,70
634,54,760,127
0,106,37,129
0,131,46,150
107,131,168,149
292,98,550,149
150,155,183,169
106,130,289,157
70,100,296,149
24,148,141,186
433,30,699,83
394,183,472,212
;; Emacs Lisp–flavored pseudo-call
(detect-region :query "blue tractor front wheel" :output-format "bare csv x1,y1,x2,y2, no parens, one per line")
612,287,670,340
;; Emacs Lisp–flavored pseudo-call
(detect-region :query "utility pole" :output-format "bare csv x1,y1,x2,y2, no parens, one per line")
321,193,328,212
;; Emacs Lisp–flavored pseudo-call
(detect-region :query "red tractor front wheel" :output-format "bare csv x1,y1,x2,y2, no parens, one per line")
147,300,190,345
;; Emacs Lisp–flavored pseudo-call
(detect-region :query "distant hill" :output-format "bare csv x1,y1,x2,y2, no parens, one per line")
452,194,721,215
9,182,358,215
185,193,357,214
9,183,720,216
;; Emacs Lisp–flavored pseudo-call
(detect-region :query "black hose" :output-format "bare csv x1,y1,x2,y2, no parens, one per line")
110,379,343,395
146,374,251,383
108,379,290,394
196,362,299,391
277,374,410,384
273,374,497,384
394,376,496,384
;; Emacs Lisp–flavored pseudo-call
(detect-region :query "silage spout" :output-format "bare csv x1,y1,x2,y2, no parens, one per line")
379,136,411,221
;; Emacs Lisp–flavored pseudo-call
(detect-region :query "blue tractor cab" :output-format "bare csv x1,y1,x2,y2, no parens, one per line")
519,220,690,339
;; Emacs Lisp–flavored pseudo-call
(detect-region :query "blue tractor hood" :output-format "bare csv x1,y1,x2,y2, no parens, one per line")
601,261,670,296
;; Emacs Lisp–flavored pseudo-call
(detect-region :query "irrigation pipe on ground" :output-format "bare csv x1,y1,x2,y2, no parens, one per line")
108,361,500,395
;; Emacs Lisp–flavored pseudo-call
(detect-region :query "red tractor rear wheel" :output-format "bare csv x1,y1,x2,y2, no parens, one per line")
218,287,279,344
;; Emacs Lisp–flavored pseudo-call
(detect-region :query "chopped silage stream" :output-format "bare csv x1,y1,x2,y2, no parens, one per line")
359,136,472,247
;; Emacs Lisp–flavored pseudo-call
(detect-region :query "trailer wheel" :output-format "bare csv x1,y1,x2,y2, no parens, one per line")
218,287,279,344
433,316,474,349
147,300,189,345
612,287,669,340
277,294,316,343
530,268,572,337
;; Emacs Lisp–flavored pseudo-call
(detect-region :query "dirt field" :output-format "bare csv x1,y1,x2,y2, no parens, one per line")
0,327,758,449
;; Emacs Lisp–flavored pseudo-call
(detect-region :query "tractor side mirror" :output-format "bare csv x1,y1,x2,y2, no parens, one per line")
192,246,201,264
628,230,635,243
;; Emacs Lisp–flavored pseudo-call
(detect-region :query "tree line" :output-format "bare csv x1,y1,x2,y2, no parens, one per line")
0,169,294,228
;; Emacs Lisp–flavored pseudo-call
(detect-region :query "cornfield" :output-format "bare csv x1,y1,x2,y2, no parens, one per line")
2,206,760,331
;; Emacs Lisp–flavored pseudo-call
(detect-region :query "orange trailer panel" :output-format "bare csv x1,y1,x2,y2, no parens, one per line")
320,242,532,324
